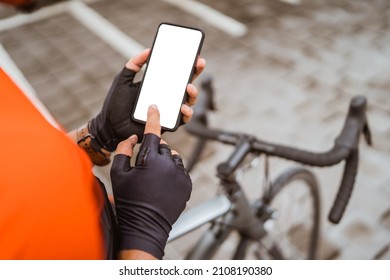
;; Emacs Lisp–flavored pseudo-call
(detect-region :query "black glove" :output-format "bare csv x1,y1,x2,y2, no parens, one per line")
89,67,145,152
110,133,192,259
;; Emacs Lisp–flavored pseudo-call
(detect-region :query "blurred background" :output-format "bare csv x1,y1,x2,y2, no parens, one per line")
1,0,389,259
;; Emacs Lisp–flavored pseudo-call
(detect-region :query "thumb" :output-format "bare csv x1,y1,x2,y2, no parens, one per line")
125,49,150,72
121,49,150,84
116,135,138,157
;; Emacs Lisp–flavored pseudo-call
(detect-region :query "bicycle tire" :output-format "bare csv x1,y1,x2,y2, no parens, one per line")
246,166,321,260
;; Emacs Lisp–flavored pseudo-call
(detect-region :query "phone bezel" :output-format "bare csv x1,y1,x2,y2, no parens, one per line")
131,22,205,131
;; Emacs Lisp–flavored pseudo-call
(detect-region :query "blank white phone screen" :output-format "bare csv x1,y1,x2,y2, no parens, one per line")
133,24,203,130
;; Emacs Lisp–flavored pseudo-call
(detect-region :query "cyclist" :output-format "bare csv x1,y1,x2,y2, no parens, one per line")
0,49,206,260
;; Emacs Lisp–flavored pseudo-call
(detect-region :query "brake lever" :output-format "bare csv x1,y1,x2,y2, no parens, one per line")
200,75,216,111
363,121,372,146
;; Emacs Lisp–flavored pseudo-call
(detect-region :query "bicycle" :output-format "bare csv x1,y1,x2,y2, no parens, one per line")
166,76,372,260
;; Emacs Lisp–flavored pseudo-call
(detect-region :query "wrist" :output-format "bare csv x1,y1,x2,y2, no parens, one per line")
115,207,170,260
118,249,157,260
77,123,111,166
118,231,167,260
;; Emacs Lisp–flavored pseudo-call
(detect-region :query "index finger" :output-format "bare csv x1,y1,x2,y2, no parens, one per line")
144,104,161,137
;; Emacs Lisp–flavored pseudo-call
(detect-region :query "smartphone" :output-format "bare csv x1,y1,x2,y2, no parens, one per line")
132,23,205,131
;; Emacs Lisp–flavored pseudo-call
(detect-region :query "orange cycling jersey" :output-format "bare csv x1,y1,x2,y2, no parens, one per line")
0,0,30,4
0,68,105,259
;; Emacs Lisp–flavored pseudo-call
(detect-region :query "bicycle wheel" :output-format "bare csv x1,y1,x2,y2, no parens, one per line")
246,167,321,260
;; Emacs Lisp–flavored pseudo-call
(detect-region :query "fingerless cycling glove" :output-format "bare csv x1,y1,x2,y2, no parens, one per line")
110,133,192,259
90,67,145,152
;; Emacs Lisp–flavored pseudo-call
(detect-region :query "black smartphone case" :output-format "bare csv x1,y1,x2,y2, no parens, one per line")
132,22,205,132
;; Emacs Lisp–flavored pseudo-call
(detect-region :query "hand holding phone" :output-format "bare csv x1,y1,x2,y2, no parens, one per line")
132,23,205,131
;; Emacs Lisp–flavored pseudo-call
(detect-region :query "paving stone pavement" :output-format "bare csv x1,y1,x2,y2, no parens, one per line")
0,0,389,259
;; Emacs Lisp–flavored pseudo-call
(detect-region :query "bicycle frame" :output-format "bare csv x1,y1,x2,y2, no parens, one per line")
168,76,370,259
169,151,271,259
186,76,371,224
168,195,231,242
